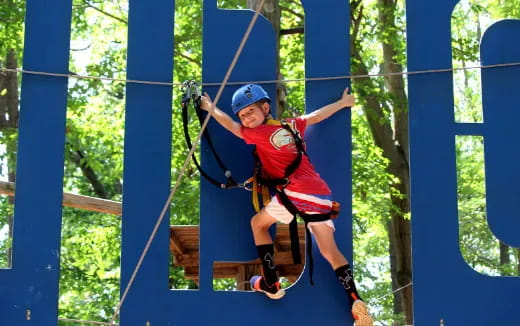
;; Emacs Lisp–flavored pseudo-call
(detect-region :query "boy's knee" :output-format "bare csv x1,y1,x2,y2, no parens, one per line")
250,212,272,231
319,247,334,262
250,215,256,229
250,213,260,230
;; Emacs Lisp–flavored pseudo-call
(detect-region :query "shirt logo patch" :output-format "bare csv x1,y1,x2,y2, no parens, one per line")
270,128,297,151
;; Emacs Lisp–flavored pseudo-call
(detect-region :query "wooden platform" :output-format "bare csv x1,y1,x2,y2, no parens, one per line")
169,223,306,289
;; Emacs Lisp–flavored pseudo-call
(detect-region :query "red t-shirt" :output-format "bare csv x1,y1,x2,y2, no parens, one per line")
241,118,331,195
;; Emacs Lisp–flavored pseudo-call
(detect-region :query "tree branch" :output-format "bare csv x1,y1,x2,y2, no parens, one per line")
280,4,304,22
84,0,127,24
280,27,303,35
69,147,109,199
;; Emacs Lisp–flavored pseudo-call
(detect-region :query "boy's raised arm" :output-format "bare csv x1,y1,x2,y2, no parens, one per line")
302,87,355,126
200,93,243,139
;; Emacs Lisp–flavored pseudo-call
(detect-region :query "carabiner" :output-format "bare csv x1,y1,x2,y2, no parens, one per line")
181,80,192,104
239,177,254,191
189,81,202,109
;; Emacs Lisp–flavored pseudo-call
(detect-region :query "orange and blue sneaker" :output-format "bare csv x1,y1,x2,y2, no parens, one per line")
351,300,373,326
250,275,285,300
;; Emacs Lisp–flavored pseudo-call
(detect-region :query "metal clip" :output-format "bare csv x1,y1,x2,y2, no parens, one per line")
189,81,202,109
181,80,192,103
238,177,253,191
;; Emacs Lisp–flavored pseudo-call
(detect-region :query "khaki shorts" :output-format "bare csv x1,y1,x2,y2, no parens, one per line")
264,194,335,232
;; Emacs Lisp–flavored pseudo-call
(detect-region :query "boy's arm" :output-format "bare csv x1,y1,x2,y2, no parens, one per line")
301,87,355,126
200,93,243,138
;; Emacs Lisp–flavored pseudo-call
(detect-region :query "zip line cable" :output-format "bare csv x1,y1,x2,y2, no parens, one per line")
370,282,413,304
108,0,266,324
1,61,520,87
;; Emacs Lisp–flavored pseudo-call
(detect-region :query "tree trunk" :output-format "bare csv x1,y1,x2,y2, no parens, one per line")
246,0,287,117
0,49,19,129
377,1,412,323
351,0,413,323
499,241,510,275
69,148,109,199
517,249,520,276
0,49,20,267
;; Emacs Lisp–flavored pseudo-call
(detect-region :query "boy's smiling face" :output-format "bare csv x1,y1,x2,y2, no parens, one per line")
237,102,270,128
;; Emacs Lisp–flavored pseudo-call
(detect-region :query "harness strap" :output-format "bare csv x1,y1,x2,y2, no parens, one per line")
181,80,239,189
275,188,330,286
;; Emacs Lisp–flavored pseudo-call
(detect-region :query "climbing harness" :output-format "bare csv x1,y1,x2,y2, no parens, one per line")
180,80,246,190
251,118,340,285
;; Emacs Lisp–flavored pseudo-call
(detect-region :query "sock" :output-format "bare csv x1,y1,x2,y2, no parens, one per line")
335,264,363,306
256,244,278,286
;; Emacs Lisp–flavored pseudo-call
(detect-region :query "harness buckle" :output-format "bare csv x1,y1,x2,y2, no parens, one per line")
275,178,290,191
330,201,341,219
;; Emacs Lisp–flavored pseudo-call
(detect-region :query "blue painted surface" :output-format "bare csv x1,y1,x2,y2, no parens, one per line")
481,20,520,248
2,0,519,325
407,0,520,324
118,0,175,325
0,0,72,325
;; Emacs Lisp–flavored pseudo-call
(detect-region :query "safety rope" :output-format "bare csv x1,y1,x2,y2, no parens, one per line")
108,0,267,323
370,281,413,303
2,61,520,87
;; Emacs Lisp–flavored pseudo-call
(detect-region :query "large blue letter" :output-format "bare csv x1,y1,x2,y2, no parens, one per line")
0,0,72,324
407,0,520,324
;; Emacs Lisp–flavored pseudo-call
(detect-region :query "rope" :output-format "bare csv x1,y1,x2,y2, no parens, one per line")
108,0,267,323
369,282,413,304
2,61,520,87
58,318,118,326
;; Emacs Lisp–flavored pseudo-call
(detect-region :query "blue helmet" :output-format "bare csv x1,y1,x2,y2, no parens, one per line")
231,84,271,114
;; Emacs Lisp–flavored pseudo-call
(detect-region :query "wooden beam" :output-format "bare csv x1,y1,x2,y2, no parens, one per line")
172,253,199,267
169,229,186,255
0,180,122,215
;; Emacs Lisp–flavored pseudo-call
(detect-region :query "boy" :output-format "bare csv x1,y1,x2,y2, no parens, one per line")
200,84,372,326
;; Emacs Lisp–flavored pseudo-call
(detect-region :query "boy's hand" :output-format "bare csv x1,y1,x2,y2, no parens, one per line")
340,87,355,108
199,92,213,112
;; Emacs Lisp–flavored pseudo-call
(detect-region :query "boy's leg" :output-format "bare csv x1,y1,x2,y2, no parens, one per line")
251,209,278,284
250,209,277,245
310,223,363,303
310,222,373,325
250,209,285,299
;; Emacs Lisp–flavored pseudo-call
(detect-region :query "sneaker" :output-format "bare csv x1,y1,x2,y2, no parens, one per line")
351,300,373,326
250,275,285,300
